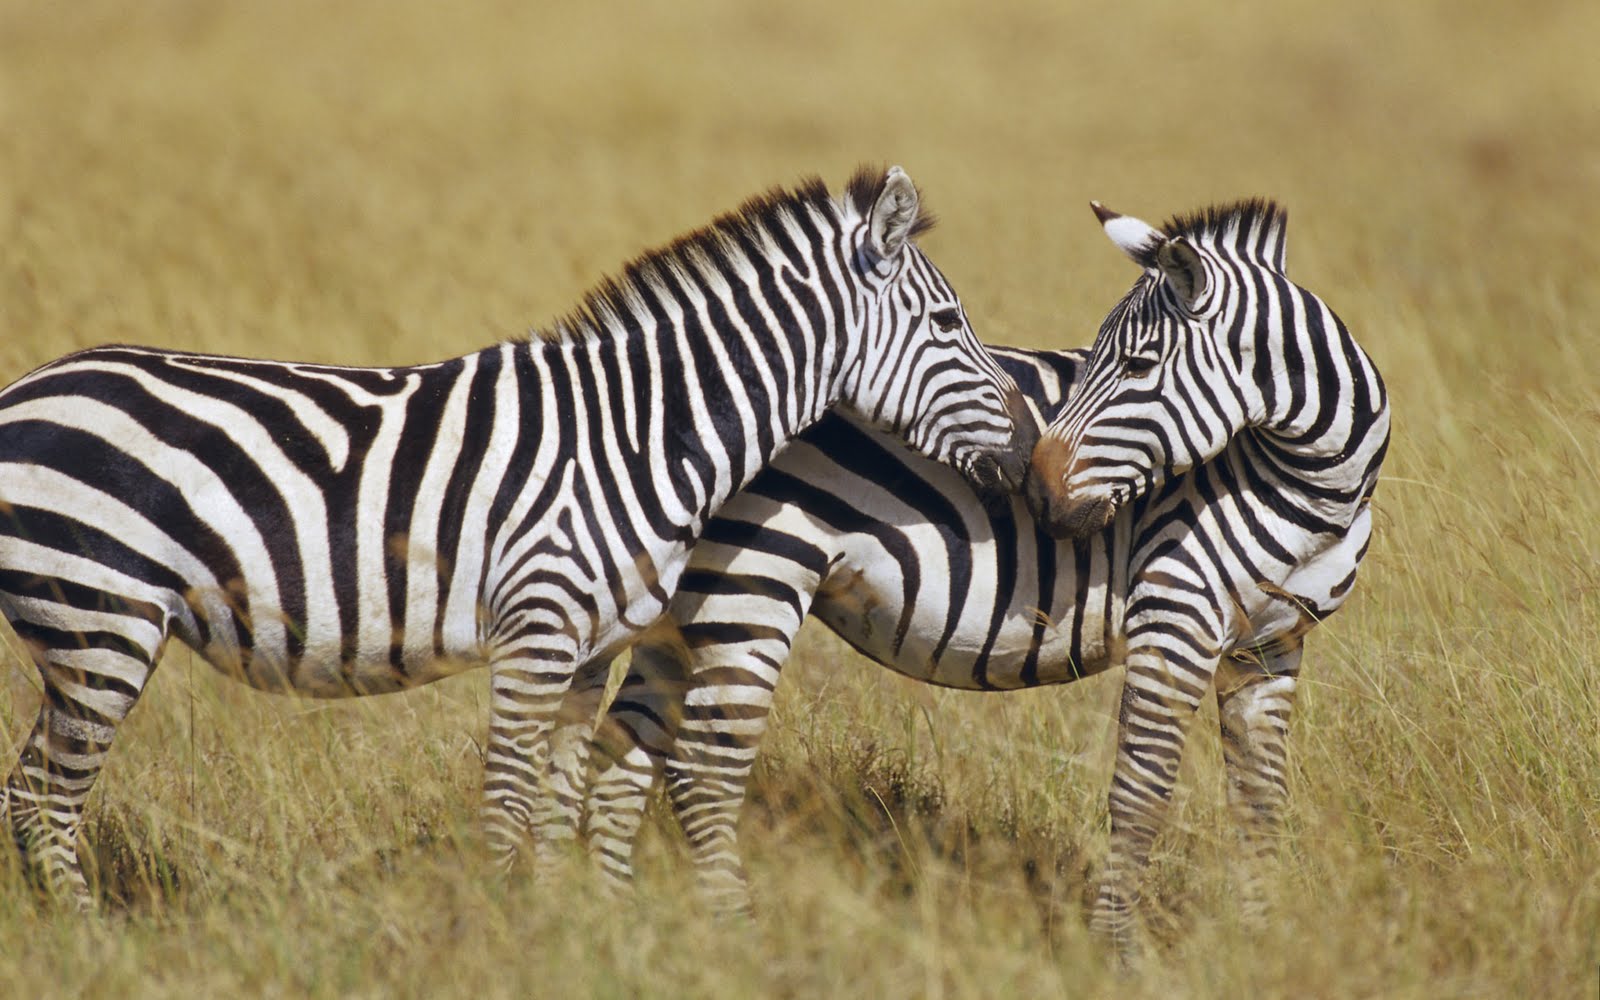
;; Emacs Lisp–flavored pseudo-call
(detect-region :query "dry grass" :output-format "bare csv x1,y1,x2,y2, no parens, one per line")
2,1,1598,996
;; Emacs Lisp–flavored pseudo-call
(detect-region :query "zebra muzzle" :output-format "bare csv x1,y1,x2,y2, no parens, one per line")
1022,441,1116,540
963,389,1040,500
1027,483,1116,540
1049,494,1116,540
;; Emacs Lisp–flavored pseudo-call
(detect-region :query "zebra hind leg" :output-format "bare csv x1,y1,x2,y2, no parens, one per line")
582,625,692,893
2,594,165,910
1214,641,1302,929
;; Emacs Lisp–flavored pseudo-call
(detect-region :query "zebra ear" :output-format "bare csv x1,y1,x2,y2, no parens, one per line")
868,166,921,262
1092,202,1164,269
1156,237,1207,306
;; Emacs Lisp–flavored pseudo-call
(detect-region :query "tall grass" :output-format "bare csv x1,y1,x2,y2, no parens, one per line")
1,1,1597,995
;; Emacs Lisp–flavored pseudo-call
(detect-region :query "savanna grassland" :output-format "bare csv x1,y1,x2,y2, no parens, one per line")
1,2,1597,996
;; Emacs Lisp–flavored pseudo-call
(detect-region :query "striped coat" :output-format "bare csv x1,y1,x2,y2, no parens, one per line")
0,166,1036,905
576,202,1386,962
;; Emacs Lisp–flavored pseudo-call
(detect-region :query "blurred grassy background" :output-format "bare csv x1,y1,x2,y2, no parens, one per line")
1,1,1597,996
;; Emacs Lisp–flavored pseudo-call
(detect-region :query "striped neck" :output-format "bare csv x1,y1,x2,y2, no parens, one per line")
1244,308,1390,529
518,197,867,533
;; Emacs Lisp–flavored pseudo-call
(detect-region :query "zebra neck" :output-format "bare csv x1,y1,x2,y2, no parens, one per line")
1247,328,1390,530
516,288,851,535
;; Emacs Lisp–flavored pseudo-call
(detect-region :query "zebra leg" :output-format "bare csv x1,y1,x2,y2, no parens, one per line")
1092,642,1217,960
583,626,692,891
481,642,579,874
663,622,794,917
1215,640,1302,928
2,597,165,909
534,656,613,867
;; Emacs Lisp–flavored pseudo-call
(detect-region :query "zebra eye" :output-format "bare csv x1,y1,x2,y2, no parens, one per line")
930,307,964,332
1122,354,1159,378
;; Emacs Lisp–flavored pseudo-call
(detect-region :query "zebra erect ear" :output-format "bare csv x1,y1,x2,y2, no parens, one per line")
868,166,920,262
1092,201,1164,269
1156,237,1207,307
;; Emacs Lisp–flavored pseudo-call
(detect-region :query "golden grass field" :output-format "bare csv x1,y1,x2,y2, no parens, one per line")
2,1,1597,996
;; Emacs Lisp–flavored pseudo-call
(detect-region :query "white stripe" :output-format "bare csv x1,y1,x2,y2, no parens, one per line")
161,356,352,471
354,372,421,663
0,467,235,649
441,345,518,656
403,354,476,664
16,359,341,660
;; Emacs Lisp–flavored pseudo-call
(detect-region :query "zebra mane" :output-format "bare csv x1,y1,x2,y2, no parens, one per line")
540,167,932,343
842,163,937,241
1161,198,1288,272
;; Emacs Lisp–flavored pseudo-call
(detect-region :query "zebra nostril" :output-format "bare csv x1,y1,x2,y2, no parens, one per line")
965,452,1001,494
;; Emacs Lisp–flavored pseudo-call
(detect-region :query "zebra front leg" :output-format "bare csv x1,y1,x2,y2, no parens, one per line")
664,633,789,917
583,625,692,892
4,610,163,909
482,642,579,875
535,656,614,869
1093,641,1216,961
1215,641,1302,929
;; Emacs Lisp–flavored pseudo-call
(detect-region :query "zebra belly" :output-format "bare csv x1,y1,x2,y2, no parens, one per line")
165,572,488,698
812,585,1117,691
193,636,484,698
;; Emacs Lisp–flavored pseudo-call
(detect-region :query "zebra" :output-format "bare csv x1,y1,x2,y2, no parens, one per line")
573,198,1389,958
1019,199,1387,951
0,165,1039,907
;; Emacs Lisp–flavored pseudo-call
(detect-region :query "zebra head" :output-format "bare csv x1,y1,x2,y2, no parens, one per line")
837,166,1038,499
1024,199,1292,539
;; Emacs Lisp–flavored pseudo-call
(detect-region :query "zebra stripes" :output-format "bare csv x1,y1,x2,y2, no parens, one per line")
0,165,1036,905
575,200,1387,959
1024,199,1389,952
575,345,1089,891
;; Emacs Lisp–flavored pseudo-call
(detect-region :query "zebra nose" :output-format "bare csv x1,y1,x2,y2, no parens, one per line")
1024,433,1071,528
1026,474,1111,540
1022,441,1114,540
1053,495,1115,540
994,449,1027,495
